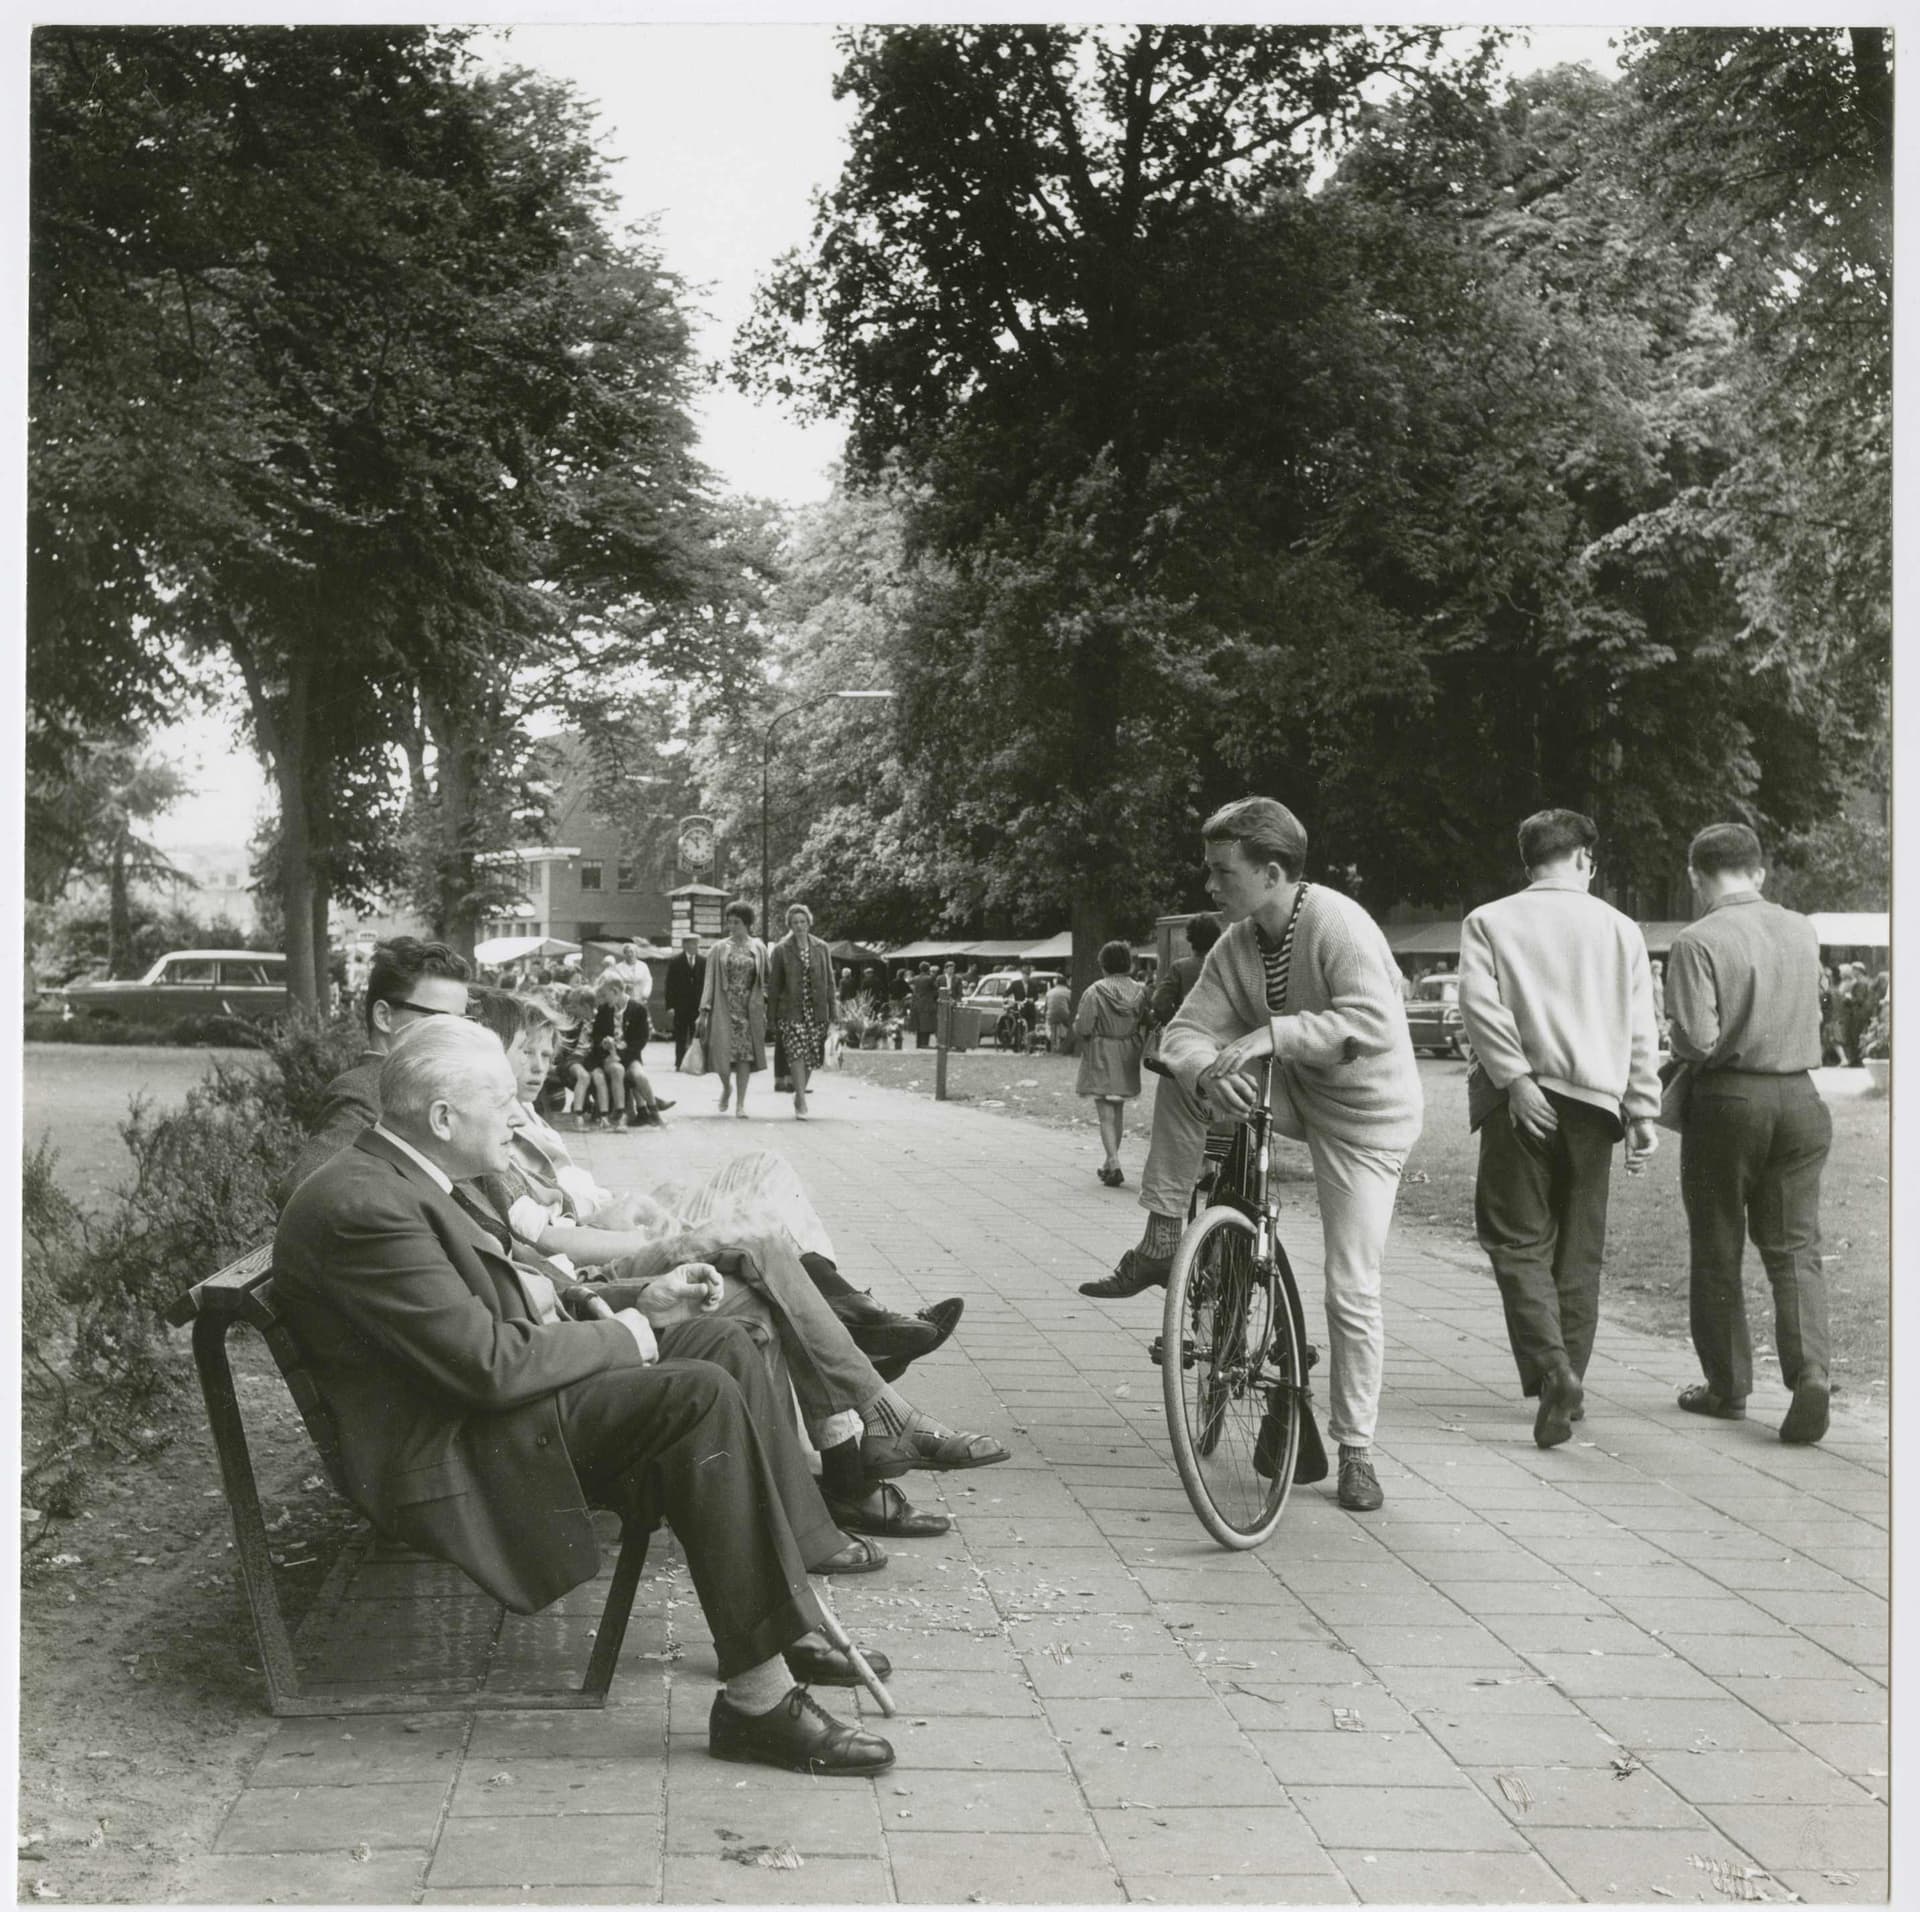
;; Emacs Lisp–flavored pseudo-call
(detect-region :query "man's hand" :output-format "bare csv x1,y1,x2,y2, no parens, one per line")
1506,1075,1559,1142
644,1263,726,1317
1206,1025,1275,1080
1624,1118,1659,1176
1197,1066,1264,1121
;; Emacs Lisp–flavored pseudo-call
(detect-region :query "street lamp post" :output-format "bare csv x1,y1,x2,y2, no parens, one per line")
760,690,895,924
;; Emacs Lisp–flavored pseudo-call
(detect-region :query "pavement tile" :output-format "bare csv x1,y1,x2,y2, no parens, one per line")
660,1854,895,1902
1427,1580,1610,1614
885,1713,1071,1771
1090,1802,1329,1873
171,1851,428,1902
1420,1712,1624,1764
1064,1736,1288,1808
1574,1695,1798,1751
884,1830,1124,1903
1332,1624,1522,1668
1716,1676,1890,1723
419,1888,641,1904
1473,1613,1670,1656
1287,1783,1526,1851
1246,1726,1468,1787
1640,1746,1877,1804
1368,1665,1580,1716
247,1715,467,1786
1519,1651,1726,1699
1777,1719,1889,1782
449,1755,661,1816
875,1768,1089,1833
1702,1802,1891,1873
427,1812,663,1887
464,1714,665,1767
1466,1762,1704,1829
1045,1695,1236,1745
1527,1825,1778,1900
1217,1680,1420,1735
1773,1868,1889,1903
856,1666,1042,1717
1114,1870,1356,1903
1327,1847,1578,1902
214,1781,450,1853
1022,1650,1214,1699
1660,1628,1857,1680
854,1627,1024,1672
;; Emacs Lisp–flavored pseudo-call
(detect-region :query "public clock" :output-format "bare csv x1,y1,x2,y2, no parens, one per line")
678,816,716,872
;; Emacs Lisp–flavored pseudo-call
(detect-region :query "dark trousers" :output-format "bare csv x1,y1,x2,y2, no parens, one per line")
1681,1070,1831,1400
557,1316,830,1678
672,1010,698,1068
1476,1093,1617,1394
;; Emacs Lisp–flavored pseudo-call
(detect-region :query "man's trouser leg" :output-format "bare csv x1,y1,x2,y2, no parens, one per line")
1681,1074,1765,1402
558,1358,822,1679
673,1012,695,1069
1304,1129,1404,1450
1548,1104,1616,1381
711,1234,885,1421
1747,1073,1832,1391
653,1314,845,1568
1139,1068,1212,1222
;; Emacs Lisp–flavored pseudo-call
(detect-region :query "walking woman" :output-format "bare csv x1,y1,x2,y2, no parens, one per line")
1075,938,1149,1186
698,900,769,1117
770,902,837,1119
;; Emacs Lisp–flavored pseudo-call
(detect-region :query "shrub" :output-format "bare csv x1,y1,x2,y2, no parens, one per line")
23,1010,268,1047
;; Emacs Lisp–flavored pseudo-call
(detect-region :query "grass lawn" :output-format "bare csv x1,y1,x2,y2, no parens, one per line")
839,1043,1891,1400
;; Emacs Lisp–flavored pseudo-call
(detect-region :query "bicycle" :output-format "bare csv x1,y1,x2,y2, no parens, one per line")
1147,1053,1319,1549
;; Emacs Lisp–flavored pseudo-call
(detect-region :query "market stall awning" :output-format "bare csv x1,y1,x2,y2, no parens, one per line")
474,935,580,965
887,939,979,962
1385,922,1462,957
965,938,1041,960
1636,921,1691,955
1021,932,1073,961
1810,912,1891,950
828,939,890,965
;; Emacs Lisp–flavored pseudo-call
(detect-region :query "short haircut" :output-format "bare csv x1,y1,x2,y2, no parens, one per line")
1517,808,1597,870
594,970,628,1003
1099,939,1133,975
1688,821,1765,876
563,985,596,1018
380,1018,508,1128
725,900,755,929
364,936,471,1035
467,985,563,1052
1202,797,1309,881
1185,911,1223,957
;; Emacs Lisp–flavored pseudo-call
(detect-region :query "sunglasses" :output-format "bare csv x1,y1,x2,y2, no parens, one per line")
391,998,470,1019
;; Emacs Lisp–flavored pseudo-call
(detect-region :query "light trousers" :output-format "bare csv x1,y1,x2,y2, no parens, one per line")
1140,1072,1405,1448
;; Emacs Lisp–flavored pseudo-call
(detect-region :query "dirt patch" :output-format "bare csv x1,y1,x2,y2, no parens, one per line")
18,1343,362,1905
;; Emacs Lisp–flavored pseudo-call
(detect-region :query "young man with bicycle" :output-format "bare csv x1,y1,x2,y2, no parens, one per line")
1080,797,1422,1514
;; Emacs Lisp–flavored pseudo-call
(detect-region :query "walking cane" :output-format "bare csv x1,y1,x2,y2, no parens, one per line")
572,1287,897,1717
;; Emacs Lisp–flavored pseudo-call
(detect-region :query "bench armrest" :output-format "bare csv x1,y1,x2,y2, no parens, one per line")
164,1241,276,1329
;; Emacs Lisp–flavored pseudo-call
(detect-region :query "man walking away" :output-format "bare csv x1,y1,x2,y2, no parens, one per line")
1458,810,1662,1448
1667,824,1833,1444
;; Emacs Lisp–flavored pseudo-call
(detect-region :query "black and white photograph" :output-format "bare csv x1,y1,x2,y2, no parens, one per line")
18,10,1899,1904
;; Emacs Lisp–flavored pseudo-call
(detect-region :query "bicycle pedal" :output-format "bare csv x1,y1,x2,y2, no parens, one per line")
1149,1335,1164,1367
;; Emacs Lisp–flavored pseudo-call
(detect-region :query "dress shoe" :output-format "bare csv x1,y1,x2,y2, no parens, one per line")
708,1687,894,1775
783,1638,893,1686
1677,1383,1747,1420
1078,1248,1171,1299
813,1534,887,1575
1533,1359,1582,1450
870,1298,965,1384
1780,1369,1831,1445
840,1307,942,1367
1336,1450,1384,1512
653,1097,676,1112
862,1417,1009,1474
827,1480,951,1538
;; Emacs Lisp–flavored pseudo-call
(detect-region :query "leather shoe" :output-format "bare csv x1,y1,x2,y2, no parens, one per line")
813,1534,887,1575
1078,1248,1171,1299
709,1687,894,1775
827,1480,951,1538
782,1639,893,1686
1336,1450,1384,1512
862,1419,1009,1474
1780,1369,1831,1445
1533,1360,1582,1450
841,1309,943,1365
872,1298,965,1383
1678,1383,1747,1420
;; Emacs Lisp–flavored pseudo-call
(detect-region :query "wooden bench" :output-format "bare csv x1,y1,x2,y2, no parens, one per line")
166,1244,652,1717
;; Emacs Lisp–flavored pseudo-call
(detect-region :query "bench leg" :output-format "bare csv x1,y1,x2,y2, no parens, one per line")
192,1315,308,1716
580,1520,650,1702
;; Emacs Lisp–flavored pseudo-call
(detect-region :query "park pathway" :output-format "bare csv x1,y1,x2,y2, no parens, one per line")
172,1069,1889,1904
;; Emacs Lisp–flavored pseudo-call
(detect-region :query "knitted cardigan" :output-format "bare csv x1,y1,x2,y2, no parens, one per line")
1158,889,1424,1153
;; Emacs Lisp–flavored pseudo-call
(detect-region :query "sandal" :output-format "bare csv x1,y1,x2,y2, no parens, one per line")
827,1480,952,1539
1677,1383,1746,1420
814,1533,888,1575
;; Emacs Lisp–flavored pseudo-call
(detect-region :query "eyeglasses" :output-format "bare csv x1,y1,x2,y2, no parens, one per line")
391,998,468,1020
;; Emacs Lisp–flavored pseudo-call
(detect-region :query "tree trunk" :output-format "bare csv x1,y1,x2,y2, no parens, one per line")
420,686,478,963
106,829,133,976
1066,623,1124,1000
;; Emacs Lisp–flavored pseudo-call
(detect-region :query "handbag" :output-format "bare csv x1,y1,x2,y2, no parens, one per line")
681,1033,707,1076
1655,1054,1697,1133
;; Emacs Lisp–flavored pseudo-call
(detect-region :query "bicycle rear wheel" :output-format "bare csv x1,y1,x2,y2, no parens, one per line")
1162,1205,1299,1549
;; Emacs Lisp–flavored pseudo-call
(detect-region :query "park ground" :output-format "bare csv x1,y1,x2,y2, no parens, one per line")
17,1041,1894,1903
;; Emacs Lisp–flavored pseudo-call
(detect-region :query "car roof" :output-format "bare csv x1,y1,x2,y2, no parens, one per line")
156,949,285,962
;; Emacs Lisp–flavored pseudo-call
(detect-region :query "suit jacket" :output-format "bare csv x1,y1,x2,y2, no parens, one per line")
768,932,836,1027
590,999,650,1065
664,952,704,1020
273,1129,648,1613
279,1050,383,1207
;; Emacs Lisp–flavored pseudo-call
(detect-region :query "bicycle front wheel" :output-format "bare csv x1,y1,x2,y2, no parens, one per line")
1162,1205,1295,1549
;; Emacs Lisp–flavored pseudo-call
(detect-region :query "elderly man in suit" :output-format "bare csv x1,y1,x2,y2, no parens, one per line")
274,1018,897,1774
665,935,705,1069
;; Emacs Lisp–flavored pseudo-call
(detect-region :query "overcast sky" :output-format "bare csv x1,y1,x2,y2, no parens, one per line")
150,23,1626,850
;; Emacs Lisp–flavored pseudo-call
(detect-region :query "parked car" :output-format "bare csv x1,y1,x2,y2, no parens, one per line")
961,969,1064,1009
1404,974,1470,1058
52,949,289,1023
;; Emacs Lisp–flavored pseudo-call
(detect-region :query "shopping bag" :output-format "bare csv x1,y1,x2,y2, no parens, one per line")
681,1034,707,1076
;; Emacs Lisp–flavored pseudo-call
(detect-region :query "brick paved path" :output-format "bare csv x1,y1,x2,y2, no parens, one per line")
176,1071,1889,1904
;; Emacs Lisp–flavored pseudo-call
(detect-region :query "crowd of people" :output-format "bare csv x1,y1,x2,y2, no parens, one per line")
277,796,1852,1777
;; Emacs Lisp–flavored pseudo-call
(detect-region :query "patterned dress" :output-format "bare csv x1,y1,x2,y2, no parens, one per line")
781,935,825,1072
721,942,758,1064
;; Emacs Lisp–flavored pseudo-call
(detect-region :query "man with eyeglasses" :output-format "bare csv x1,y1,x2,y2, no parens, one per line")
1458,809,1661,1448
280,937,474,1200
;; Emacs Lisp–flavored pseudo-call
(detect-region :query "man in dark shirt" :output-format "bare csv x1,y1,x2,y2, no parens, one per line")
665,936,705,1068
1665,823,1832,1444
